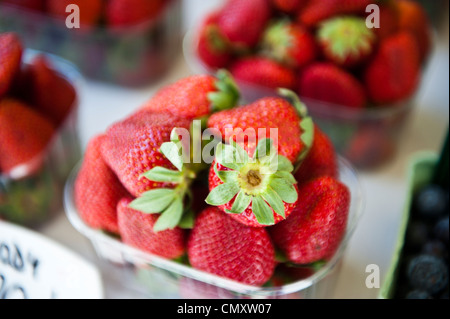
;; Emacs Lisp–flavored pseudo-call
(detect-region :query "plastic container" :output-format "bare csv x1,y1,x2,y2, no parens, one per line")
0,0,182,87
183,29,419,170
0,50,82,228
64,157,364,299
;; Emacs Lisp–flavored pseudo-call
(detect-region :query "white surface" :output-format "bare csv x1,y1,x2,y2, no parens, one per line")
38,1,449,299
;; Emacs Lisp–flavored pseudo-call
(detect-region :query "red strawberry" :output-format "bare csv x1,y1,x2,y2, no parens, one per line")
26,55,77,127
0,99,55,176
397,0,432,62
317,16,376,68
106,0,166,28
197,12,233,69
364,31,420,105
272,0,306,13
295,125,338,184
261,20,317,69
187,206,275,286
216,0,271,49
47,0,103,27
101,111,191,197
117,197,186,259
270,176,351,264
139,71,240,120
74,134,130,234
2,0,44,11
298,63,367,108
230,57,297,91
0,33,23,98
298,0,371,28
374,1,400,42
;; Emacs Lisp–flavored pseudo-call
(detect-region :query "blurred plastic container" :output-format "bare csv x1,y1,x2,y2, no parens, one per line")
0,0,182,87
183,29,421,170
0,50,82,228
64,157,364,299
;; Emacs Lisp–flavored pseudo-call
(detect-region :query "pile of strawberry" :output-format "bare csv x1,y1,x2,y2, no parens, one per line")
0,32,76,178
197,0,431,108
74,71,352,287
0,0,171,28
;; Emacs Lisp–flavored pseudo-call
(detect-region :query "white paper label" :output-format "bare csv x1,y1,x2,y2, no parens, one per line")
0,221,104,299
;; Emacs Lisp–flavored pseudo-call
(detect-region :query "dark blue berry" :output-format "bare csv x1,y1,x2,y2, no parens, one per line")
434,216,449,244
405,290,432,299
422,240,447,258
414,185,448,220
407,255,449,294
406,221,429,249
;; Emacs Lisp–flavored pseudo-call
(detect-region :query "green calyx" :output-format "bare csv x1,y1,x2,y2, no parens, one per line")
208,69,241,113
129,128,197,232
318,16,376,63
261,20,294,65
205,138,298,226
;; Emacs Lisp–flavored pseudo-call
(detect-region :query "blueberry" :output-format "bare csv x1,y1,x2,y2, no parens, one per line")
406,221,429,249
434,216,449,244
405,290,432,299
422,240,447,258
414,185,448,220
407,255,449,294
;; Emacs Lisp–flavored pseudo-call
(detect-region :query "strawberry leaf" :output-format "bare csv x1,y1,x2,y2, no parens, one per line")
129,189,176,214
141,167,183,183
261,187,286,218
160,142,183,172
270,178,298,204
215,142,248,171
205,182,240,206
277,155,294,172
273,171,297,184
226,190,252,214
216,169,239,184
153,197,184,232
178,209,196,229
209,69,240,112
252,196,275,226
254,138,273,160
298,116,315,163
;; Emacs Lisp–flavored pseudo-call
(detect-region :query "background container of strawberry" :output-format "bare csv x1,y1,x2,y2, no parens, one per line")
1,0,448,299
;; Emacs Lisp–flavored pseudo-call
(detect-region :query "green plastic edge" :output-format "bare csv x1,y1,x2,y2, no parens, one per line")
378,151,439,299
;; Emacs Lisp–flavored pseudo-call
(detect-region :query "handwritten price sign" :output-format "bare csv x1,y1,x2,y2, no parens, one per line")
0,221,103,299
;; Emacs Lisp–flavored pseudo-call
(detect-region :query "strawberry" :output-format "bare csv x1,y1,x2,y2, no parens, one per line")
317,16,376,68
0,99,55,176
364,31,420,105
197,12,233,69
187,206,276,286
26,55,77,127
261,20,317,69
216,0,271,49
2,0,44,11
106,0,166,28
117,197,186,259
74,134,130,234
206,92,315,227
47,0,103,27
295,125,338,184
270,176,351,264
374,1,400,42
272,0,306,14
0,33,23,98
230,57,297,91
298,0,372,28
397,0,432,62
139,71,240,120
298,63,367,108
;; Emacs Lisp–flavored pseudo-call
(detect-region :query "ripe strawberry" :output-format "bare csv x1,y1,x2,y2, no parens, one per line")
74,134,130,234
261,20,317,69
270,176,351,264
106,0,166,28
298,63,367,108
364,31,420,105
397,0,432,62
272,0,306,14
0,33,23,98
26,55,77,127
101,111,191,197
374,1,400,42
317,16,376,68
187,206,276,286
117,197,186,259
295,125,338,184
47,0,103,27
298,0,371,28
0,99,55,176
139,71,240,120
230,57,297,91
2,0,44,11
197,12,233,69
216,0,271,49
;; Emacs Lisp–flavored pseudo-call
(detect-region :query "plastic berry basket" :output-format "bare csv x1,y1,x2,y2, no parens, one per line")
0,0,182,87
64,157,364,299
183,28,424,170
0,49,82,228
379,152,439,299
